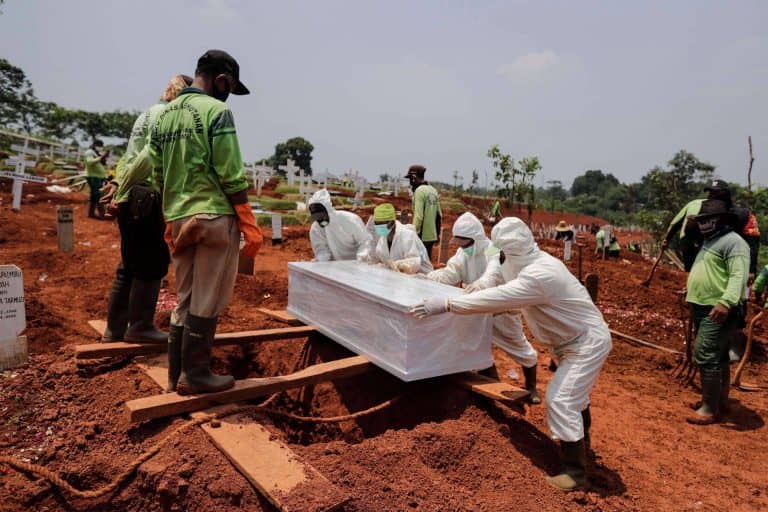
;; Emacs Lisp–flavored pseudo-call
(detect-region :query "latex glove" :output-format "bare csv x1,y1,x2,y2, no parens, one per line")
394,257,421,274
708,303,730,325
410,297,449,319
387,260,400,272
233,203,263,258
464,282,483,293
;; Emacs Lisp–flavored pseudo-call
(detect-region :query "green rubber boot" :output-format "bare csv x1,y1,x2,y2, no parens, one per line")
176,314,234,395
546,439,588,491
686,367,722,425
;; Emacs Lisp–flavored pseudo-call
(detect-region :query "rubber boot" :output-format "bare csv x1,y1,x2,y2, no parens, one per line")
124,279,168,344
102,268,132,341
88,201,98,218
686,366,722,425
166,324,183,393
523,364,541,404
479,363,499,380
176,314,234,395
546,439,588,491
582,407,592,454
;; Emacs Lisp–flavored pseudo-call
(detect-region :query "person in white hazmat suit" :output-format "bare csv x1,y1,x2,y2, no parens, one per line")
307,189,371,261
368,203,433,274
411,217,612,491
426,212,541,403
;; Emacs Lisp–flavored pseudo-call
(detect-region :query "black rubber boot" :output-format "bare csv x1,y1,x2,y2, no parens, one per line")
166,324,184,393
523,364,541,404
582,407,592,454
102,267,132,341
479,363,499,380
124,279,168,344
546,439,588,491
686,366,722,425
88,201,98,218
176,314,234,395
720,363,730,415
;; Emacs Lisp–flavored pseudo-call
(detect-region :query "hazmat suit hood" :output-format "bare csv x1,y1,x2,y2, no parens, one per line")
491,217,540,278
452,212,491,256
308,189,336,222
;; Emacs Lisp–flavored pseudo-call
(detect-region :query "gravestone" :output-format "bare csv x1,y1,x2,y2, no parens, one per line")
0,265,28,370
57,206,74,252
271,214,282,245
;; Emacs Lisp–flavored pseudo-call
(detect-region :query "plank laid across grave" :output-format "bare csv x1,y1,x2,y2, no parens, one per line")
287,261,494,381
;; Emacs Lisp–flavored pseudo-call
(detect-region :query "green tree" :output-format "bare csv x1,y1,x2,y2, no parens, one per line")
272,136,314,175
0,58,40,132
518,156,542,222
487,144,517,208
379,172,391,183
544,179,567,211
570,169,619,196
470,170,479,194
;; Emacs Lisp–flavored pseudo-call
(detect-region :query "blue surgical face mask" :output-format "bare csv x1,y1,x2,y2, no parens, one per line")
374,224,391,237
462,246,474,256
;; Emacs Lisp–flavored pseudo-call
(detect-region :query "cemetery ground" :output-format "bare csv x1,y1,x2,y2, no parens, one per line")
1,183,768,512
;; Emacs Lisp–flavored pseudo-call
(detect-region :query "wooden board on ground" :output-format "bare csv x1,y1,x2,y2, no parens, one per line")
452,372,530,403
78,322,316,359
136,356,349,511
126,355,373,422
255,307,302,325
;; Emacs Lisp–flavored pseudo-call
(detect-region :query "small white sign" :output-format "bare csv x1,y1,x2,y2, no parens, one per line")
0,265,27,370
0,171,47,183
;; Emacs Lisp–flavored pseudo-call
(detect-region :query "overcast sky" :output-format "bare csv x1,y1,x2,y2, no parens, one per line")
2,0,766,188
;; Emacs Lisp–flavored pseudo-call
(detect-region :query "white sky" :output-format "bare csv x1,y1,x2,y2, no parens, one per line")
1,0,767,188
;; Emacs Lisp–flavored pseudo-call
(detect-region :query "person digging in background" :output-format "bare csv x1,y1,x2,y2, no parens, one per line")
595,225,620,258
411,217,612,491
98,74,192,345
685,199,749,425
405,165,442,260
307,189,371,261
83,139,109,219
426,212,540,403
368,203,433,274
118,49,262,394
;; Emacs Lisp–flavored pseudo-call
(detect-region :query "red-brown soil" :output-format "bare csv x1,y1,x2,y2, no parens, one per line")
1,183,766,511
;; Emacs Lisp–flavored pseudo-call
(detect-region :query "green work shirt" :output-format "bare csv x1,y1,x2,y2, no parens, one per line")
665,199,704,241
114,102,166,203
84,148,106,178
753,265,768,306
686,230,749,309
147,88,248,221
412,184,441,242
595,229,620,252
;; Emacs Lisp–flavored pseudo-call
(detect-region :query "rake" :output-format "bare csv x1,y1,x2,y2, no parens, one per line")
672,290,697,386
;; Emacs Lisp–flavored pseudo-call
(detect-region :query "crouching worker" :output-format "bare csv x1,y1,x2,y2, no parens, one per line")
368,203,433,274
411,217,612,491
308,189,371,261
686,199,749,425
426,212,540,403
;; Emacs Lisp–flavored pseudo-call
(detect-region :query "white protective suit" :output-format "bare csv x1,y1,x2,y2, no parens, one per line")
370,220,434,274
427,213,537,368
308,189,371,262
448,217,612,442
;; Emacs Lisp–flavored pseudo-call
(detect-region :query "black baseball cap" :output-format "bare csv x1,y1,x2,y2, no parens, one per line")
196,49,250,95
703,179,729,192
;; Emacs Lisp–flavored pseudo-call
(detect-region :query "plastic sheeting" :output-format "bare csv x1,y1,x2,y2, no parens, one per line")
287,261,493,381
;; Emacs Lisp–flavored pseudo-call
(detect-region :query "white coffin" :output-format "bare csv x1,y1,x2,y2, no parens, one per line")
287,261,493,381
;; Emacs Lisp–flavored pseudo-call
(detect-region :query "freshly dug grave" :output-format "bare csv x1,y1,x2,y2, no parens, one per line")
1,187,767,512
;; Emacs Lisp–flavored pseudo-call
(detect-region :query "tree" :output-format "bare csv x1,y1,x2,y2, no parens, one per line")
544,179,567,211
487,145,517,208
452,170,461,190
0,58,40,132
570,169,620,197
518,156,542,222
272,136,314,175
470,170,479,194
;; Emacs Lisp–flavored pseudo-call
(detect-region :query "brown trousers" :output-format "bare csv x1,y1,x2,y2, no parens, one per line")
169,214,240,326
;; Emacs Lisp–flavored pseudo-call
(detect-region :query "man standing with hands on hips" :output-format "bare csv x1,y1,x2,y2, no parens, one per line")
119,49,262,394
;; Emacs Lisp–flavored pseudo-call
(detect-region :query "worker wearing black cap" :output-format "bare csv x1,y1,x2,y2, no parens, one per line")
116,49,262,395
405,164,442,259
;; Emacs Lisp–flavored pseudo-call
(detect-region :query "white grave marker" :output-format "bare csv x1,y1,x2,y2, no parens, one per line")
271,214,282,244
0,265,28,370
4,139,45,211
280,158,300,186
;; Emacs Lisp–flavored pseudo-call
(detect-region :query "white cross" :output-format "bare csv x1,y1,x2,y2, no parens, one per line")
5,139,45,211
279,158,300,186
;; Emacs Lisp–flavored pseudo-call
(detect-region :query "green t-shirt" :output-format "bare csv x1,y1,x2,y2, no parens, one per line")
412,184,441,242
147,88,248,221
686,230,749,308
114,102,165,203
753,265,768,306
665,199,704,241
84,148,106,178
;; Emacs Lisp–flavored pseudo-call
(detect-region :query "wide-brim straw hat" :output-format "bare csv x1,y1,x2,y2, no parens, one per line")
555,220,570,232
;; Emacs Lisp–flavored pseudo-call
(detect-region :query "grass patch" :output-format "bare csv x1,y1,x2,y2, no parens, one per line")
275,184,300,195
256,212,310,226
248,195,299,211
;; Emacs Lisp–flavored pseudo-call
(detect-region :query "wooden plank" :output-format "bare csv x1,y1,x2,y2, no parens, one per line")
201,417,349,512
256,307,302,326
452,372,530,403
136,357,349,511
126,355,373,422
77,324,316,359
